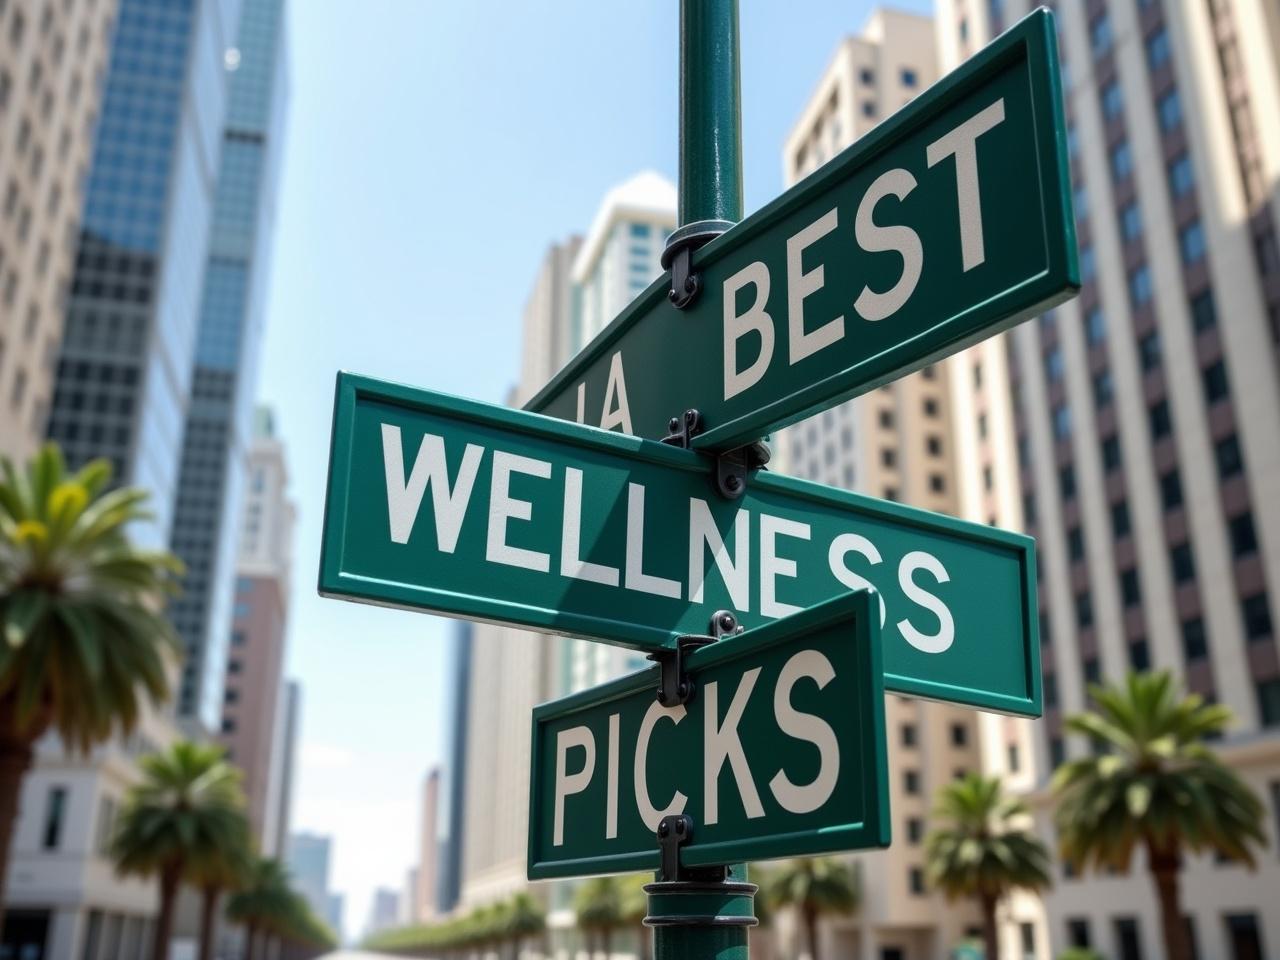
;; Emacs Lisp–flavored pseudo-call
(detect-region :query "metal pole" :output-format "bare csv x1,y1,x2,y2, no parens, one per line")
645,864,756,960
662,0,744,309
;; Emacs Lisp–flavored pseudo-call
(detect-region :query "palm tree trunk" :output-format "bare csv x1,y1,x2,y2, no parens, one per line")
1148,842,1193,960
979,892,999,960
601,928,611,960
246,921,259,960
804,904,819,960
198,885,220,960
637,922,650,960
0,733,35,935
151,862,183,960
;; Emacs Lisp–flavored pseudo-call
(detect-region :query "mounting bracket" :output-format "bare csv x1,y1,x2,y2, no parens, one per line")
656,814,728,884
647,611,740,708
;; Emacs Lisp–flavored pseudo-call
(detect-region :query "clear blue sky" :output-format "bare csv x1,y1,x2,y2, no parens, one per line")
257,0,930,938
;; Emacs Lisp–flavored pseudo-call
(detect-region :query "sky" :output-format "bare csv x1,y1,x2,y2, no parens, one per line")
256,0,930,939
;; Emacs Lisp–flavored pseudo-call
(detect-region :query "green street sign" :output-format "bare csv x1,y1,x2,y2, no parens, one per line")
527,591,889,880
319,373,1041,716
526,9,1076,451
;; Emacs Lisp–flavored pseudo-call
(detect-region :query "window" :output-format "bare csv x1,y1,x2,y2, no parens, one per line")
859,67,875,84
1157,89,1182,131
1073,183,1090,221
900,68,918,87
1225,913,1266,960
1120,202,1143,242
1121,568,1141,608
1020,923,1035,958
1169,153,1195,196
926,435,942,456
903,769,920,794
95,796,116,856
629,223,651,239
1113,500,1132,539
1068,526,1085,562
1060,465,1077,500
1102,435,1122,471
1129,639,1151,671
923,398,939,418
43,786,67,849
1053,403,1071,439
1139,330,1161,370
1149,400,1172,438
1086,307,1106,344
1044,672,1058,707
1066,918,1092,948
901,723,918,748
1076,591,1094,629
1045,346,1064,381
1216,435,1244,479
1083,655,1101,685
1008,744,1021,773
879,409,894,429
1171,543,1196,583
1160,469,1183,510
1114,916,1144,960
1229,513,1257,558
1182,617,1207,662
1242,594,1272,641
1101,80,1124,120
862,101,876,118
1180,221,1207,264
1131,265,1154,307
951,723,968,748
1050,737,1066,768
1147,27,1171,68
1090,14,1113,55
906,817,923,843
978,413,989,439
1111,141,1133,180
909,866,926,895
929,474,946,493
881,448,897,469
1190,290,1217,332
1202,360,1230,403
1080,245,1097,282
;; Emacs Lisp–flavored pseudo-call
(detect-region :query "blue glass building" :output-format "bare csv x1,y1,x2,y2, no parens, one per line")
168,0,288,731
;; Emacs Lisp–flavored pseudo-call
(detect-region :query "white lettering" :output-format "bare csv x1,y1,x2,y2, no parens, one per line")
854,168,923,322
704,669,765,825
688,498,750,611
897,551,956,654
560,467,620,587
600,351,634,434
606,713,620,840
723,262,775,401
828,533,887,626
635,701,687,831
380,424,482,548
769,650,840,814
486,451,552,572
760,514,810,618
787,208,844,364
553,726,595,847
625,483,682,598
926,98,1006,271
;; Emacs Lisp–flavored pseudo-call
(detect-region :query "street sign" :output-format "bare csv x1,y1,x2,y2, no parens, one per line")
526,9,1076,451
320,372,1041,716
527,591,889,880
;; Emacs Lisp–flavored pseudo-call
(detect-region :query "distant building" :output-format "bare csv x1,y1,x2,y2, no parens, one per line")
366,888,400,939
436,621,471,915
287,832,340,937
0,0,115,464
416,769,440,922
218,408,296,851
401,869,419,926
264,679,301,857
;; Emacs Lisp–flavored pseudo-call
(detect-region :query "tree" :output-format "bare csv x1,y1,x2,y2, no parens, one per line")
504,892,546,960
0,446,180,926
574,875,624,959
618,874,650,960
767,857,859,960
227,857,295,960
188,811,253,960
925,774,1051,960
1053,672,1266,960
111,742,249,960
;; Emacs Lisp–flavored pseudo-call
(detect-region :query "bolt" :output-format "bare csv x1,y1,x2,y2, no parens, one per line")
659,821,670,838
718,612,736,634
724,474,741,492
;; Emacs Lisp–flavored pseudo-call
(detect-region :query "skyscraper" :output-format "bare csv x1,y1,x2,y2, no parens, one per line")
218,407,295,850
931,1,1280,957
435,620,471,916
264,678,300,857
168,0,288,734
45,0,245,549
776,11,984,957
287,831,342,937
0,0,117,463
416,769,440,923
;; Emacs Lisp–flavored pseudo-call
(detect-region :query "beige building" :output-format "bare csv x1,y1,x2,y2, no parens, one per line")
775,11,987,959
416,768,440,922
0,0,116,463
931,1,1280,959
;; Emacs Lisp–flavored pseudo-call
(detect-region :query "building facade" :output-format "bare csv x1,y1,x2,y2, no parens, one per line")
436,620,471,916
775,12,985,959
287,831,343,939
0,0,117,464
218,409,295,852
168,0,288,735
416,768,440,923
931,1,1280,958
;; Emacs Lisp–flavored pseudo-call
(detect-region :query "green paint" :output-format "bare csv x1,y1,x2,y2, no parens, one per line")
677,0,743,227
319,373,1041,716
526,592,888,880
527,9,1077,451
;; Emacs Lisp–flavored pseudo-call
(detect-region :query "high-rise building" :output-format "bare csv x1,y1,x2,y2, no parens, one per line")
0,0,116,464
930,2,1280,958
45,0,244,550
265,679,300,857
774,11,985,958
435,620,471,916
515,235,581,407
287,831,343,937
218,407,295,850
416,768,440,922
365,888,400,940
168,0,288,734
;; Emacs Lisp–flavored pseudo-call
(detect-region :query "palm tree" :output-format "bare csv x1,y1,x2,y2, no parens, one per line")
111,742,249,960
188,812,254,960
768,856,859,960
0,446,180,924
618,875,650,960
505,892,546,960
925,774,1050,960
574,875,624,959
1053,672,1266,960
228,857,295,960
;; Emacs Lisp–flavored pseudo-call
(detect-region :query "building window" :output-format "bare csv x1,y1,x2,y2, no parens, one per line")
1086,306,1106,343
95,796,116,857
1112,501,1132,539
1066,918,1092,948
1242,594,1272,642
1160,469,1183,510
1044,672,1058,708
1190,290,1217,332
901,723,918,748
629,223,651,239
1149,400,1172,439
1169,153,1195,197
1224,913,1266,959
1215,435,1243,479
1120,202,1143,242
1146,27,1171,68
859,67,874,84
1101,79,1124,120
1045,346,1065,381
1157,89,1182,132
861,101,876,118
1182,617,1208,662
900,68,918,87
1101,435,1122,471
1060,465,1077,500
909,866,926,895
1053,403,1071,439
1083,655,1101,685
1050,737,1067,768
907,817,923,844
1130,265,1154,307
926,435,942,456
881,448,897,468
923,398,939,417
1180,221,1207,264
929,474,946,494
1008,744,1021,773
1138,330,1161,369
1229,513,1257,558
1073,184,1090,221
1114,916,1144,960
1171,543,1196,583
1129,639,1151,671
1076,591,1094,629
1202,360,1230,404
950,723,968,748
1080,245,1097,282
1120,568,1141,608
903,769,920,794
1090,13,1113,55
1110,140,1133,180
1068,526,1085,562
43,786,67,849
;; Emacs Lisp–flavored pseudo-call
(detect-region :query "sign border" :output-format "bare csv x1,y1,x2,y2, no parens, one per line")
319,372,1041,717
525,7,1078,452
526,590,890,880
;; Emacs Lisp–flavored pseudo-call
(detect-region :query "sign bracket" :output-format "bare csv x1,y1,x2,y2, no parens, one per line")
661,409,771,500
656,814,727,884
646,610,740,708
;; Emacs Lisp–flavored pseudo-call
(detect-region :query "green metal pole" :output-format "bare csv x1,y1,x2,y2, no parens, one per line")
645,865,757,960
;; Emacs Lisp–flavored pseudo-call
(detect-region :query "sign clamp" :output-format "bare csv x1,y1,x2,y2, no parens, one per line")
647,610,741,708
660,222,731,309
661,409,771,500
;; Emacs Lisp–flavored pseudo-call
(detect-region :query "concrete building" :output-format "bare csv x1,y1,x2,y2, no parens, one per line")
775,11,984,959
416,768,440,922
218,407,296,852
45,0,244,550
265,679,300,857
436,620,471,916
0,0,116,464
365,888,401,940
287,831,343,939
168,0,288,735
929,1,1280,959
